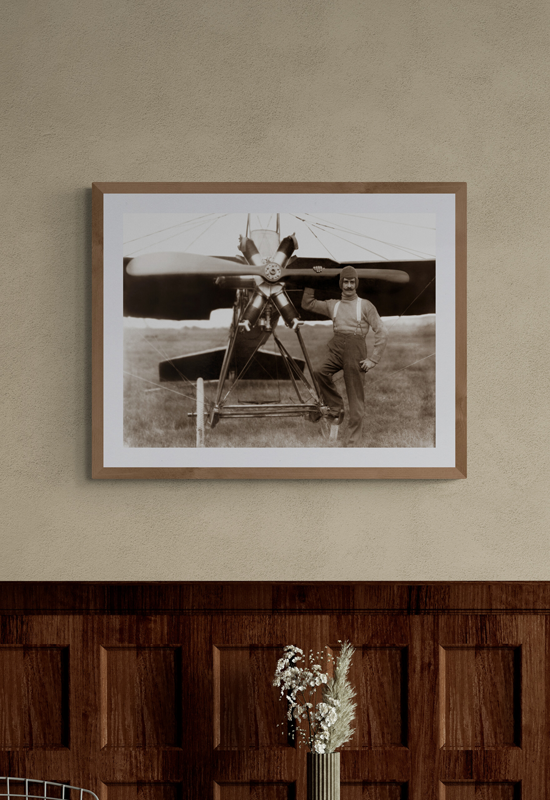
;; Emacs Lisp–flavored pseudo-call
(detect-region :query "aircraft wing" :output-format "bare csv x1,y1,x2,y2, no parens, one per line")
124,253,435,320
159,346,305,382
124,258,237,320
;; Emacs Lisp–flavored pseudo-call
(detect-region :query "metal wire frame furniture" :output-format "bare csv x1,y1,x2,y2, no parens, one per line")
0,780,98,800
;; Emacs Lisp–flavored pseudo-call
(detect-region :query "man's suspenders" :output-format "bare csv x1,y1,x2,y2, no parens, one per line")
332,298,362,324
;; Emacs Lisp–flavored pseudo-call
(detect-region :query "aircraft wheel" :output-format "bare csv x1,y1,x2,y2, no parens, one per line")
196,378,205,447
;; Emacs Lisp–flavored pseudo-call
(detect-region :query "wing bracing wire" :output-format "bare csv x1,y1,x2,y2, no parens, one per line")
124,213,222,246
125,214,228,257
302,213,435,260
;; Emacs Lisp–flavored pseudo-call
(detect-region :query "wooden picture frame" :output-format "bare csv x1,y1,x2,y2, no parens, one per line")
92,182,466,479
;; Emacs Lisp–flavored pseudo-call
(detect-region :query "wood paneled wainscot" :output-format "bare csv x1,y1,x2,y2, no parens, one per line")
0,584,548,800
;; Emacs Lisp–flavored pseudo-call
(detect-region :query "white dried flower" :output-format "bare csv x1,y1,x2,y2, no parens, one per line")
273,642,356,754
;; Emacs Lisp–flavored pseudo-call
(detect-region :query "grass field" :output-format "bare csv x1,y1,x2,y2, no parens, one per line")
124,317,435,448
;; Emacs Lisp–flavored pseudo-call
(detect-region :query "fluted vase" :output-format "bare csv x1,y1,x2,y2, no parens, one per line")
307,753,340,800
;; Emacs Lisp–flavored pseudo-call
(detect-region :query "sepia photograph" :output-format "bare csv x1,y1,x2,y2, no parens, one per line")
93,184,465,478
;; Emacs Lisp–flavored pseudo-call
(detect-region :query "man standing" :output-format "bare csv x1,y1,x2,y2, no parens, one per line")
302,265,388,446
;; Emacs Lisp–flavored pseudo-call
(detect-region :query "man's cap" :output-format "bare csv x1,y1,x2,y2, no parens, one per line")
339,265,358,288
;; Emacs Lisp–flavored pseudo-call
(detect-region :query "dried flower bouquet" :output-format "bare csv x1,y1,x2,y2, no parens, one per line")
273,641,356,754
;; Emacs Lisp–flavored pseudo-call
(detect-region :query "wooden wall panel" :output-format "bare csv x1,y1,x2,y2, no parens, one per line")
0,584,548,800
441,783,520,800
217,648,250,750
100,647,181,748
103,783,182,800
214,783,293,800
0,646,69,748
438,616,545,799
215,646,289,750
441,647,520,748
361,648,407,748
341,783,407,799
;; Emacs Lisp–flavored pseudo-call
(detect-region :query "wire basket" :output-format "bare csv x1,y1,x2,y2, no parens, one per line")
0,779,98,800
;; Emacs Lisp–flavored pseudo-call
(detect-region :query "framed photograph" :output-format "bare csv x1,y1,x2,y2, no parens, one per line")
92,182,466,479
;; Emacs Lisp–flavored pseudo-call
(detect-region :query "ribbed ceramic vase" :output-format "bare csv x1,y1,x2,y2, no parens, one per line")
307,753,340,800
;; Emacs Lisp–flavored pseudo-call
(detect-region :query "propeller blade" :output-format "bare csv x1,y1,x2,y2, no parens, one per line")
126,252,261,277
126,252,410,284
281,268,410,284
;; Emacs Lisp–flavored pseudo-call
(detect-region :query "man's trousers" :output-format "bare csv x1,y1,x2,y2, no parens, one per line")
314,332,368,447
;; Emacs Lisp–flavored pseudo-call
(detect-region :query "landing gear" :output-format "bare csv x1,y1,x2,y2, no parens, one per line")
207,288,325,428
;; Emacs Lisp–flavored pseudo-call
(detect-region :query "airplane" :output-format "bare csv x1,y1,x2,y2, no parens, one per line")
124,213,435,439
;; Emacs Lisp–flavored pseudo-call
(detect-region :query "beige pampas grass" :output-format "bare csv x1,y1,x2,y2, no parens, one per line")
322,641,357,752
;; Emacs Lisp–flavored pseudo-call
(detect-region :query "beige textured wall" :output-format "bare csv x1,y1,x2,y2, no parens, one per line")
2,0,549,580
